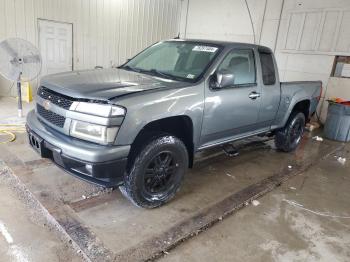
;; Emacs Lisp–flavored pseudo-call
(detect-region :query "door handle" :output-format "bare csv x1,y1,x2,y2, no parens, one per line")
248,92,260,100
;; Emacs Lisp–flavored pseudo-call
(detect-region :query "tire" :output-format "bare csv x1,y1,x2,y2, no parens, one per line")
120,135,188,208
274,111,305,152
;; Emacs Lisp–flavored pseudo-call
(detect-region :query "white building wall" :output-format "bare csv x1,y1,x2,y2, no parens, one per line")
258,0,284,50
275,0,350,121
1,0,349,120
180,0,350,120
0,0,182,96
179,0,284,49
179,0,266,44
275,0,350,85
180,0,350,83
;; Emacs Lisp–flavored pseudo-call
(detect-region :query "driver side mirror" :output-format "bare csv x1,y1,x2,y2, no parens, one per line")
211,70,235,89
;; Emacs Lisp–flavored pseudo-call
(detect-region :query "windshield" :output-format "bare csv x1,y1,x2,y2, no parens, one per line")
120,41,221,82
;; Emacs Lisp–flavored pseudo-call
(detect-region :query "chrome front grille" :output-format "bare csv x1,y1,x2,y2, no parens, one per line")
37,104,66,128
37,86,74,110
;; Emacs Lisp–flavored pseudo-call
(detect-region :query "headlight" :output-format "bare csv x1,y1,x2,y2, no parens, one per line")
70,120,119,144
71,102,126,117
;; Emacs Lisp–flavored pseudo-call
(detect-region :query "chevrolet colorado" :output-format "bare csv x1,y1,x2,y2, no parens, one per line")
26,39,322,208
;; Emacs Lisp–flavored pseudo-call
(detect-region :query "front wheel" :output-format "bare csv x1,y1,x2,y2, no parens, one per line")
274,111,305,152
120,135,188,208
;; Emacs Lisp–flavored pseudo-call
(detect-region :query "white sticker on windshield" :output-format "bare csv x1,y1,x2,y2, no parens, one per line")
192,46,218,52
186,74,195,79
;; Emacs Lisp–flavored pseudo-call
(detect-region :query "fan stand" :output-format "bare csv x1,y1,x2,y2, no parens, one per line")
17,72,23,118
0,38,42,119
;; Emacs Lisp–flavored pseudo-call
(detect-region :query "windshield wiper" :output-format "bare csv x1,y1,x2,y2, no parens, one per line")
139,68,183,81
121,66,184,81
119,65,141,73
149,69,172,79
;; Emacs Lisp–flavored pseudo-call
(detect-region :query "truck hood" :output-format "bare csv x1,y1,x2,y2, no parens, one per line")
40,68,188,101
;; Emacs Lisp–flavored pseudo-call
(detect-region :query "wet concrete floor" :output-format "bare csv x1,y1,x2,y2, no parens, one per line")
160,143,350,262
0,129,348,261
0,167,82,262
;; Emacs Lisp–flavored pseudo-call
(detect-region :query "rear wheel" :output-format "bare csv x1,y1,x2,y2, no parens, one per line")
120,135,188,208
274,111,305,152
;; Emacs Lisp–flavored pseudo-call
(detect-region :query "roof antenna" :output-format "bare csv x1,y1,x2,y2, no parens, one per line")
174,33,180,39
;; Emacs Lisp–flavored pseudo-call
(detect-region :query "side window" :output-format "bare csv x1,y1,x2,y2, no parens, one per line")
217,49,256,85
259,52,276,85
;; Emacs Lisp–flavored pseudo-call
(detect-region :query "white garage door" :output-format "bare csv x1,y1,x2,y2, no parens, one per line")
38,19,73,75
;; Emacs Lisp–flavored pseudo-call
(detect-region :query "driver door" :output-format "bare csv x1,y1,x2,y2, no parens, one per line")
200,48,262,148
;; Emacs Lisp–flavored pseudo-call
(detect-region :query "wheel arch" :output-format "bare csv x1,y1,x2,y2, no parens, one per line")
279,99,310,128
292,99,310,120
126,115,194,171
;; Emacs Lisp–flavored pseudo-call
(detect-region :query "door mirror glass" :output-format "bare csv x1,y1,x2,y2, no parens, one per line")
211,69,235,89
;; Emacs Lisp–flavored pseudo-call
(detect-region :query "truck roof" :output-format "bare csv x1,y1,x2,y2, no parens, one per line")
167,38,272,52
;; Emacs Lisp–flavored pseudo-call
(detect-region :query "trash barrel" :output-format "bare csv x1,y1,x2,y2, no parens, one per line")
324,102,350,142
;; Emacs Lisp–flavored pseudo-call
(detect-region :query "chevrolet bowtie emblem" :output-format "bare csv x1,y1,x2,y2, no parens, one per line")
43,100,51,110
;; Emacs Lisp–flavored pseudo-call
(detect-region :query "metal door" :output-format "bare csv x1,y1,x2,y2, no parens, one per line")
200,48,261,147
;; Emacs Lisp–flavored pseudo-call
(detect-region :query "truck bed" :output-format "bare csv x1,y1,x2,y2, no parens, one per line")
272,80,322,129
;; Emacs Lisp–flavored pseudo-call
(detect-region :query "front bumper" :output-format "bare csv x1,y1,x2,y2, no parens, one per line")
26,110,130,187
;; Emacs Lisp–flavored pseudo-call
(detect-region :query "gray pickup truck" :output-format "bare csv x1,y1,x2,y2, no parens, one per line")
26,39,322,208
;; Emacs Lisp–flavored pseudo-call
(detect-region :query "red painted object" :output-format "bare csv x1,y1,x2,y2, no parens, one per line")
328,98,350,106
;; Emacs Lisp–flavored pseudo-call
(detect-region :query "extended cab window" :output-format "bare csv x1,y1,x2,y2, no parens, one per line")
217,49,256,85
259,52,276,85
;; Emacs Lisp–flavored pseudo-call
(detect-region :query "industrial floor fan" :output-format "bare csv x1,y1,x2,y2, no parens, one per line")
0,38,42,117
